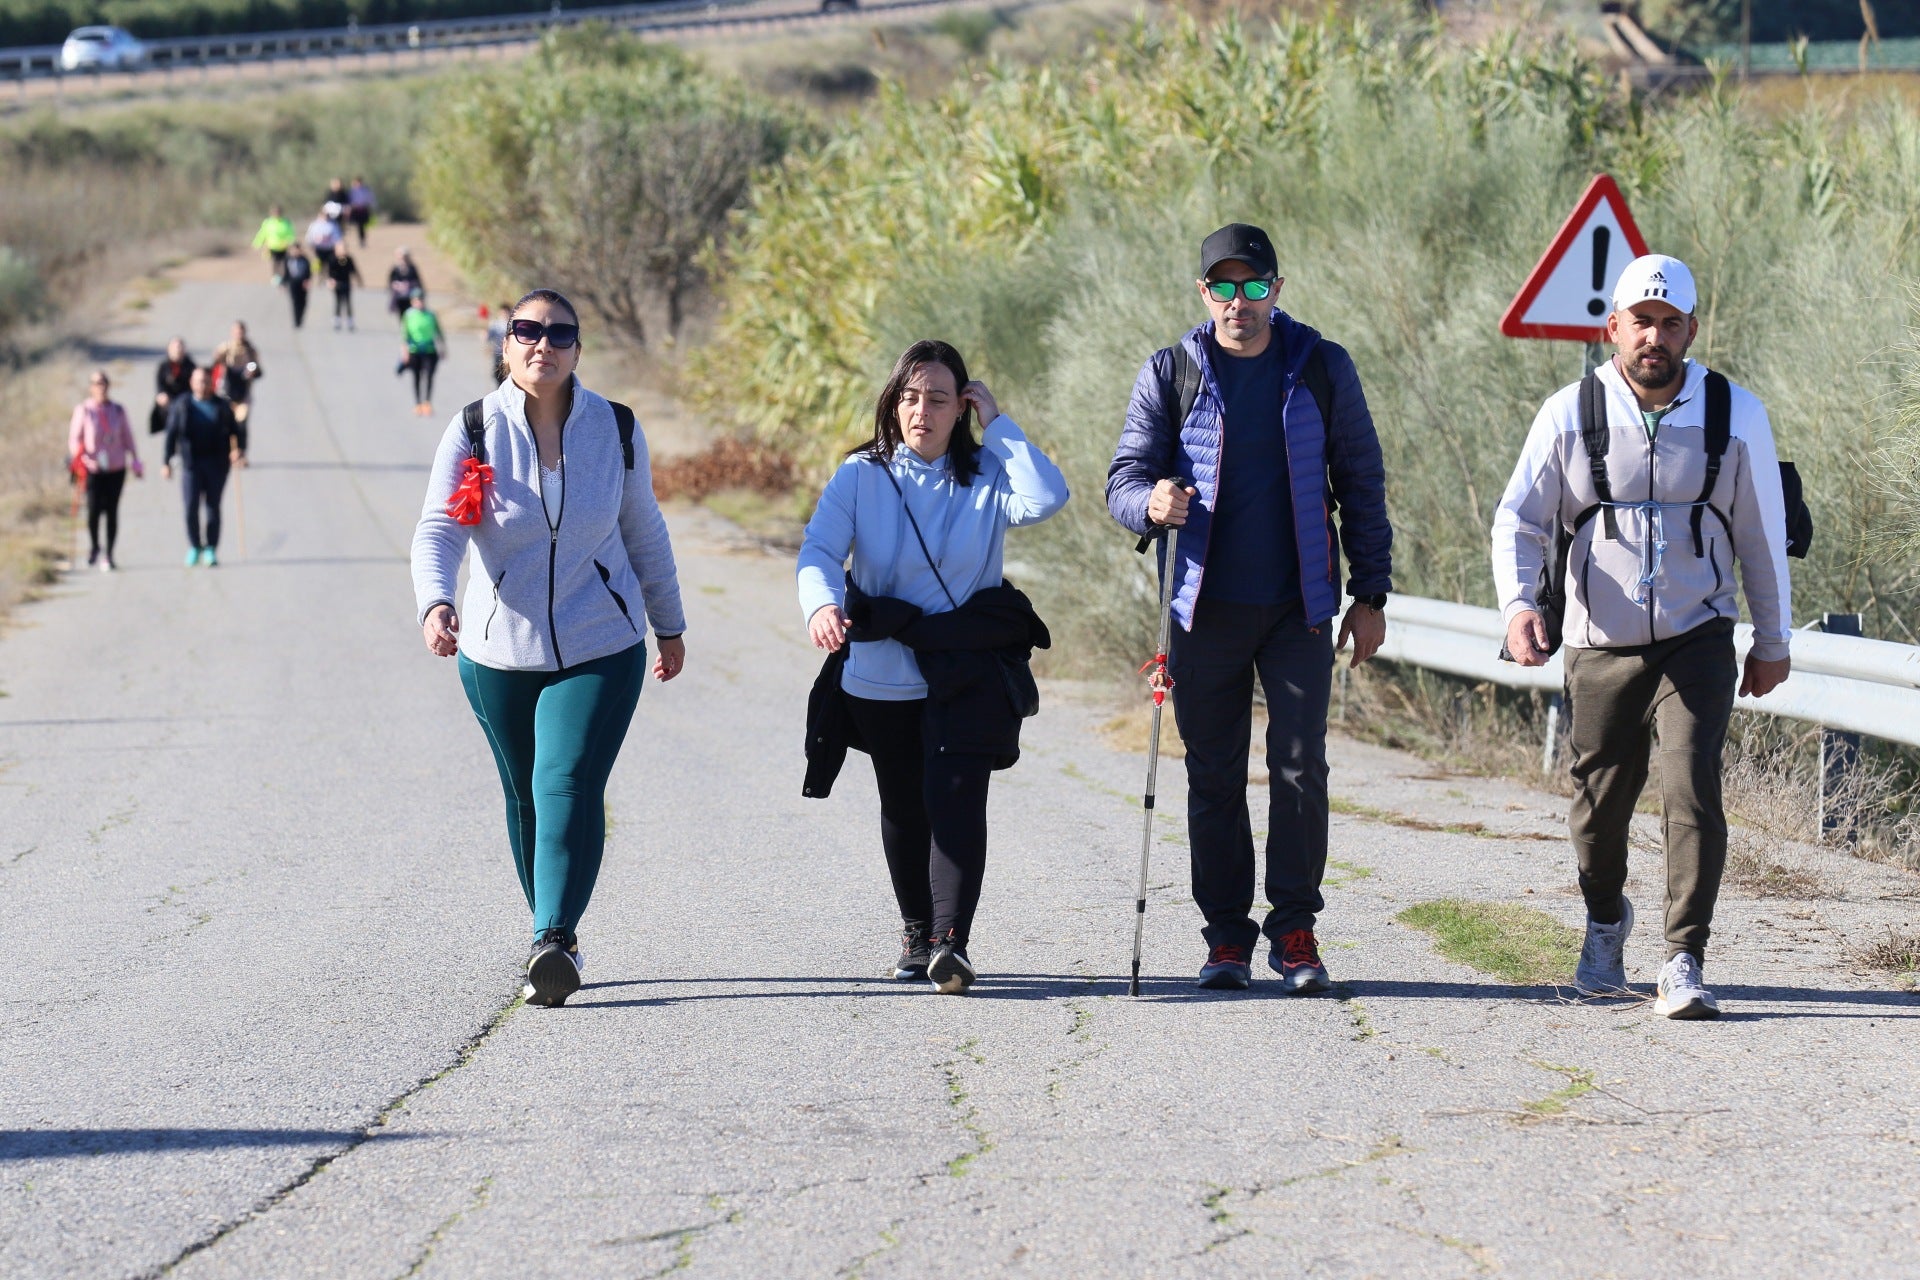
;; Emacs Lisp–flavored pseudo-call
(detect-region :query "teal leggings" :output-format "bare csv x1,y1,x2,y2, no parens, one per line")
459,644,646,939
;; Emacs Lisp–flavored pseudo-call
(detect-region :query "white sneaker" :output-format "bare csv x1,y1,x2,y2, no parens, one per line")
1654,952,1721,1020
1574,897,1634,995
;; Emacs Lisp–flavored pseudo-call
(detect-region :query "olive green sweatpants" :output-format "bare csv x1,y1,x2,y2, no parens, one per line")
1565,619,1736,962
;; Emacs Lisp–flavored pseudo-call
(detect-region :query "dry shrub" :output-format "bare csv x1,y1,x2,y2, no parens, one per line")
1847,927,1920,976
652,437,795,503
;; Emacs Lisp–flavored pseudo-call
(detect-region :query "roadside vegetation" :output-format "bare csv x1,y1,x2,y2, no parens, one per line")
1395,900,1582,986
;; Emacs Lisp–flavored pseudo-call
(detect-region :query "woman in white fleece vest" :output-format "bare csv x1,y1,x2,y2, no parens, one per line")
411,288,688,1008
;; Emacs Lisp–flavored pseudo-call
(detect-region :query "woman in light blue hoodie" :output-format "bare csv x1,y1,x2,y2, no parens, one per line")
413,288,687,1008
798,340,1068,993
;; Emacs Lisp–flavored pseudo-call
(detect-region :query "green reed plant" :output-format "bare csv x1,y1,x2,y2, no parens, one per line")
697,10,1919,663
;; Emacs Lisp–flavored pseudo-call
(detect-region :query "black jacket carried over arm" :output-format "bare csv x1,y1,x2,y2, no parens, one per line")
802,581,1051,799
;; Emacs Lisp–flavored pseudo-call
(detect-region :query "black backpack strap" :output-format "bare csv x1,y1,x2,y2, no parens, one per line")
462,399,487,466
1299,341,1334,428
1577,372,1618,541
1692,371,1732,556
1169,342,1202,435
610,400,636,470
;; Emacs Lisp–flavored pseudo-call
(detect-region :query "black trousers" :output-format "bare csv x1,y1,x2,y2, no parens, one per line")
843,693,995,949
411,352,438,404
1168,598,1334,951
85,469,127,557
180,459,230,550
288,282,309,328
333,285,353,319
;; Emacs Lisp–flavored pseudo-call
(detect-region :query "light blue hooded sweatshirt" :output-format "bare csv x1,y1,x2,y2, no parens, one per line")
796,414,1069,700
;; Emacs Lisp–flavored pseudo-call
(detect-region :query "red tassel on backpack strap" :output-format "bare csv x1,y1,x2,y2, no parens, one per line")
447,455,493,525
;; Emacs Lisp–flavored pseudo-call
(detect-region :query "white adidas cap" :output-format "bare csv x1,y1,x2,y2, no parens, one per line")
1612,254,1696,314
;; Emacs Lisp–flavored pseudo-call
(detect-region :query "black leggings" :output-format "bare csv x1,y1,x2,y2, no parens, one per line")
181,460,230,550
85,469,127,557
334,285,353,319
411,352,438,405
288,283,308,328
843,693,994,949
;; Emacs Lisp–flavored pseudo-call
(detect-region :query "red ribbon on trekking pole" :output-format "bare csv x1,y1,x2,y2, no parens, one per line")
1138,652,1174,706
446,455,493,525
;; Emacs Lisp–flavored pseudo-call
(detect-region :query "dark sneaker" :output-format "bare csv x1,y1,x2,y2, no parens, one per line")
892,927,930,980
524,927,582,1007
1270,928,1331,994
1197,943,1252,990
927,933,975,995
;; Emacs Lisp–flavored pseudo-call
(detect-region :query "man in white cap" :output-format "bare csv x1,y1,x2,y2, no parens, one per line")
1491,253,1793,1019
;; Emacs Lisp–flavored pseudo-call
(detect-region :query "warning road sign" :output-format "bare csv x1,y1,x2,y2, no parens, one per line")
1499,174,1650,342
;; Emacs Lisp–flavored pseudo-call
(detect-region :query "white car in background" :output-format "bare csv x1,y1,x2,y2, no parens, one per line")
59,27,148,72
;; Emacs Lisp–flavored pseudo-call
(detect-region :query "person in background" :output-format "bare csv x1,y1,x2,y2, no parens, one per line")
324,177,349,214
251,205,296,283
388,248,424,323
401,290,444,416
347,175,376,247
162,366,247,568
485,300,511,371
282,242,314,330
306,204,343,276
151,337,195,436
329,241,364,332
68,369,143,572
211,322,262,428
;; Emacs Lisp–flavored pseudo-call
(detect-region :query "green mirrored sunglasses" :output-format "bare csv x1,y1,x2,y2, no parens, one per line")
1204,277,1277,302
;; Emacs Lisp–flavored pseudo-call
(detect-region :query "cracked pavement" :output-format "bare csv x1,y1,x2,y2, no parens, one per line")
1,280,1917,1278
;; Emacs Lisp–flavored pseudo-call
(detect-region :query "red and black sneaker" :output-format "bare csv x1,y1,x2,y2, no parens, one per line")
1197,943,1252,990
1269,928,1331,994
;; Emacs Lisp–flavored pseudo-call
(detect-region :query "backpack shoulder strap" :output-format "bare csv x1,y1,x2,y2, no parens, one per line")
462,399,487,466
1577,371,1618,540
1299,341,1334,428
1692,370,1732,556
610,400,636,470
1168,342,1202,434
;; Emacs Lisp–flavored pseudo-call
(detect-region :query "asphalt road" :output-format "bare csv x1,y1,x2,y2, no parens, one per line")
2,276,1917,1279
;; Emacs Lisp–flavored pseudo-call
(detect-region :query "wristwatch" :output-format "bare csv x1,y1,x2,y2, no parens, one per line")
1353,594,1388,610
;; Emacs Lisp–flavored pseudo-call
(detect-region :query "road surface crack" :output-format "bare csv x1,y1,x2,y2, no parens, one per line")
395,1177,493,1278
146,987,523,1278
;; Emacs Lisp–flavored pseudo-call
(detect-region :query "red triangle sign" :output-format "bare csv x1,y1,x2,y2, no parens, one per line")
1500,174,1651,342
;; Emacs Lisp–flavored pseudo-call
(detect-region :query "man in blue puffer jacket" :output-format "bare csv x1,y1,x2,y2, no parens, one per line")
1107,223,1394,994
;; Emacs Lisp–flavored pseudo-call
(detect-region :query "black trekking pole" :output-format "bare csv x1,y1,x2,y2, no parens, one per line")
1129,485,1184,997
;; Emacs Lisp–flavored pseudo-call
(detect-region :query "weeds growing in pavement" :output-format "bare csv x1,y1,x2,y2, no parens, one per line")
1396,900,1582,986
1847,927,1920,979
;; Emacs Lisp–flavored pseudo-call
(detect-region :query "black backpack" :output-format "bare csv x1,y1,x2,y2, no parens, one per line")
1134,340,1334,553
461,398,637,469
1526,369,1813,657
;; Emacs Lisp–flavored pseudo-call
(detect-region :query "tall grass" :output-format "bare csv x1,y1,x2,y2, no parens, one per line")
695,15,1920,664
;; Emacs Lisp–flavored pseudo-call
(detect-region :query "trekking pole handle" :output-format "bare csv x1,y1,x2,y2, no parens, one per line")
1134,476,1190,554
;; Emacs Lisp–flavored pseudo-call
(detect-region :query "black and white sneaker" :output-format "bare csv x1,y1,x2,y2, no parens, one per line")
927,933,975,995
892,927,931,980
524,927,582,1007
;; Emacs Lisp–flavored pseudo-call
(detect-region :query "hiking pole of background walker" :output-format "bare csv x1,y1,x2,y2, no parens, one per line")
1129,519,1181,998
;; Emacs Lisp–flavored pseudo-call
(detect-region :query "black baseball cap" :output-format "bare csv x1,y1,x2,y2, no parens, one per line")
1200,223,1278,278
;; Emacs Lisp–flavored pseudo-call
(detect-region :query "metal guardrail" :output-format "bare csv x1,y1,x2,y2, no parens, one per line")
0,0,948,82
1372,595,1920,750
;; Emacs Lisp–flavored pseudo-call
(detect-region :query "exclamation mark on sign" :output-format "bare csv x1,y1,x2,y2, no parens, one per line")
1586,226,1612,316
